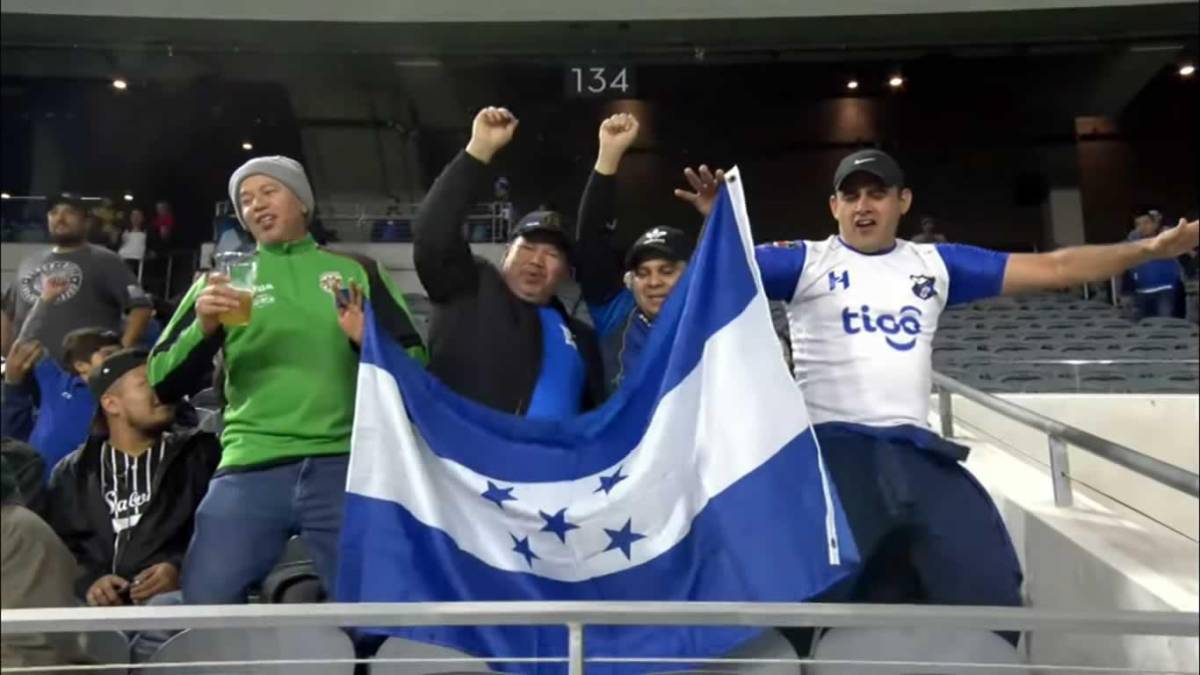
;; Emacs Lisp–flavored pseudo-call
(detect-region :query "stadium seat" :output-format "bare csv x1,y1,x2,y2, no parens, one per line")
261,537,325,604
1076,370,1133,393
148,626,354,674
370,637,495,674
808,627,1026,674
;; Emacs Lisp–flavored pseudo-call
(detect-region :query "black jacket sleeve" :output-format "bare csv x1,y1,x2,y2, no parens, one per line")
574,171,626,306
45,455,107,597
413,151,490,304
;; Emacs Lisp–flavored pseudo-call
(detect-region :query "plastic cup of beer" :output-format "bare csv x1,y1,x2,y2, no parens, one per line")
213,251,257,327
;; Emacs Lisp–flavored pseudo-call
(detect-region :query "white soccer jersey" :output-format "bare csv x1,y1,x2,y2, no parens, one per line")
756,236,1009,430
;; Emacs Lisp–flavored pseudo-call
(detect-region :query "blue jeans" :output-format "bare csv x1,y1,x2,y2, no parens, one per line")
182,455,349,604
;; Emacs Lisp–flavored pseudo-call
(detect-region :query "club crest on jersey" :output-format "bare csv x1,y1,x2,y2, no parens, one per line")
910,275,937,300
319,272,343,294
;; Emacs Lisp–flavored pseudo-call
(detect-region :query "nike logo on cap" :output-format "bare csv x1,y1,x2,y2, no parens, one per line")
853,157,876,165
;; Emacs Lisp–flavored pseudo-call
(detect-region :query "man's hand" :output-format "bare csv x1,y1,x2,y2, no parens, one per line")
193,273,243,336
129,563,179,604
334,281,366,347
3,341,44,385
464,107,518,164
40,275,71,303
673,165,726,217
1146,218,1199,259
86,574,130,607
594,113,640,175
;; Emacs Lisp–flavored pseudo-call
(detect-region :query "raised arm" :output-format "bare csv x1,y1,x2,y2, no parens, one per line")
576,113,639,307
1002,219,1197,295
413,107,517,303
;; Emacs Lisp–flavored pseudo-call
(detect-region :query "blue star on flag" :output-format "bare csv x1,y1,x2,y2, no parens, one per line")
481,481,516,509
603,518,646,560
539,508,580,543
595,466,628,495
510,534,539,567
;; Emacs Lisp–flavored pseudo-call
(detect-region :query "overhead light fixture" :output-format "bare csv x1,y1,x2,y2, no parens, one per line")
846,79,859,90
0,192,11,200
393,58,443,68
241,141,254,151
112,78,128,90
888,75,904,88
1181,64,1196,77
123,193,134,202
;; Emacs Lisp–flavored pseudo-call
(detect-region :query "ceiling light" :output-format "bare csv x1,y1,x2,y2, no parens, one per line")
241,141,254,151
0,192,11,200
1180,64,1196,77
888,75,904,88
112,78,128,90
123,193,134,202
847,79,859,90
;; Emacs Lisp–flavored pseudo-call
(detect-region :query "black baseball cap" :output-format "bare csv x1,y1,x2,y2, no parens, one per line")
46,192,87,213
625,226,694,270
87,348,149,402
833,149,905,192
510,210,573,256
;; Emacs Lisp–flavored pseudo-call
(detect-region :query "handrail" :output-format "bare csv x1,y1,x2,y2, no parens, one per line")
3,601,1195,636
932,370,1200,506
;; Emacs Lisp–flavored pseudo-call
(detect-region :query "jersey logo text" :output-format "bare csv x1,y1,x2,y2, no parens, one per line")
841,304,922,352
828,270,850,291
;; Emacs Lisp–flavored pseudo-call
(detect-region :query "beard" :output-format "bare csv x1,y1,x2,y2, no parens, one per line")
50,231,86,247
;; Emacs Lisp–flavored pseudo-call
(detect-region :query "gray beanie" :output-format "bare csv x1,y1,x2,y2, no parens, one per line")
228,155,314,228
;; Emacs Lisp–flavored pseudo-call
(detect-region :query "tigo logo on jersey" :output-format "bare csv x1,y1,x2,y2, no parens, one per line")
841,305,923,352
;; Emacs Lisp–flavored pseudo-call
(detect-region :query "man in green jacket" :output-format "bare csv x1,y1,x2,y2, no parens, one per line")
149,155,426,603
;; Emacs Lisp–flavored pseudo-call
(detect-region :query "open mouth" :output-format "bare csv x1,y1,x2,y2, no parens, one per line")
255,214,278,229
854,217,877,231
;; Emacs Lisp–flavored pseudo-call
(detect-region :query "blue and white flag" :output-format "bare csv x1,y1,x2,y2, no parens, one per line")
338,169,858,672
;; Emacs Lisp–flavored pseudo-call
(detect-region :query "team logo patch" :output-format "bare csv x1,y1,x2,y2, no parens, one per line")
319,272,343,295
910,275,937,300
642,227,669,245
768,240,802,249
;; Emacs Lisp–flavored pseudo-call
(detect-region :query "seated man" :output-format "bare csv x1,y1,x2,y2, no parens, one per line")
414,107,605,417
46,349,219,613
677,149,1198,610
574,113,695,393
2,323,123,480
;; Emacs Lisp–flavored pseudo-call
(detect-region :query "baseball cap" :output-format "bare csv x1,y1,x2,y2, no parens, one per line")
625,226,694,270
833,149,905,192
46,192,86,212
87,348,149,402
510,210,573,256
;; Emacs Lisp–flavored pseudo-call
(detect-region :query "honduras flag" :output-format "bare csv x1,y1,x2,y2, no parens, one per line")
338,169,858,672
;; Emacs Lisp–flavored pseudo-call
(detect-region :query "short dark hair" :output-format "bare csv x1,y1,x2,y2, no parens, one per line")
61,328,122,369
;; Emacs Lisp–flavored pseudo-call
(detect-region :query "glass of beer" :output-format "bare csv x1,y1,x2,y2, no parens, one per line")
213,251,256,326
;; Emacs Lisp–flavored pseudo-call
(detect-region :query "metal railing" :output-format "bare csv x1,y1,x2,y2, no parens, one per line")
932,370,1200,507
2,601,1197,674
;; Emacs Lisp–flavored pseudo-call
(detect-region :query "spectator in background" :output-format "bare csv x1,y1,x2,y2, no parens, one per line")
1,455,88,668
573,113,696,394
119,208,149,275
149,155,426,603
1,192,153,362
911,215,948,243
1125,207,1184,320
414,107,605,417
151,201,175,249
2,326,122,481
372,204,408,242
46,349,219,659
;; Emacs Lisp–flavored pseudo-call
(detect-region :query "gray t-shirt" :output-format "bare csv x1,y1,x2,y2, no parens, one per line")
2,244,151,362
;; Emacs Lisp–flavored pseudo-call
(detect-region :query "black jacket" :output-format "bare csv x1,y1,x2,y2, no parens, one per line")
45,428,220,597
413,151,606,415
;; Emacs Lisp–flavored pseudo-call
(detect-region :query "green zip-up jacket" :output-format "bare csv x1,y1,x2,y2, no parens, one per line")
148,236,426,471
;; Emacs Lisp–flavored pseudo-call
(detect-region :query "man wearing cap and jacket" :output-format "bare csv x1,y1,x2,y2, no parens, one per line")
1,192,153,361
674,149,1199,614
414,107,605,417
574,113,696,394
148,155,427,603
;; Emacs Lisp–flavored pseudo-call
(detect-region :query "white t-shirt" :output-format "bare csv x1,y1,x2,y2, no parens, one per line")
755,236,1009,431
118,231,147,261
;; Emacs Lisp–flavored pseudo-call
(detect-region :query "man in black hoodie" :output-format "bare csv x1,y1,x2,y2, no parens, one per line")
46,349,219,610
414,107,605,417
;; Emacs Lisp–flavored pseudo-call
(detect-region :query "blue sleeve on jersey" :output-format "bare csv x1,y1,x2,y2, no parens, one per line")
935,243,1010,306
588,289,637,340
754,242,808,301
